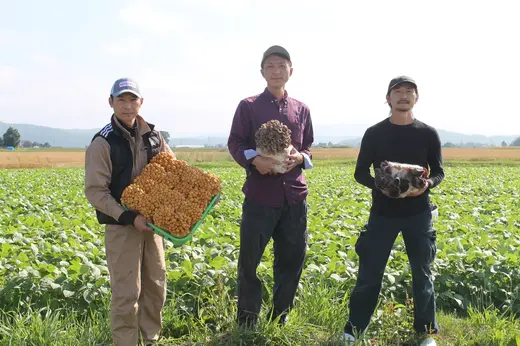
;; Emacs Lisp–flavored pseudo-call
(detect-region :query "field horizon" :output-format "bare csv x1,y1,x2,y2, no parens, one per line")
1,147,520,169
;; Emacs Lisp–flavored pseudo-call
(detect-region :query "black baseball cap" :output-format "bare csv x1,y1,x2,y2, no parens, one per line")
261,45,291,67
387,76,417,95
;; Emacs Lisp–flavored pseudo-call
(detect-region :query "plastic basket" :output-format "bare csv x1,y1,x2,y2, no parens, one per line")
123,193,220,246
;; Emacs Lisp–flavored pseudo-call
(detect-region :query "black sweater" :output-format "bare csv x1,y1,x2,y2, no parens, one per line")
354,117,445,217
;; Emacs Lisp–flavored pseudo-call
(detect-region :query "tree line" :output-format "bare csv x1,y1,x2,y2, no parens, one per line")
443,137,520,148
0,127,21,148
0,127,169,149
1,125,519,149
20,140,51,148
0,127,50,148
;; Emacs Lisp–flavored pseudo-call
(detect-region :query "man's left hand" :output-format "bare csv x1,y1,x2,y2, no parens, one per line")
284,147,304,172
406,180,430,197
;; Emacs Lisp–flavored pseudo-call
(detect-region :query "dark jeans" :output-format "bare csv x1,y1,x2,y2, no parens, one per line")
236,198,308,326
345,208,438,336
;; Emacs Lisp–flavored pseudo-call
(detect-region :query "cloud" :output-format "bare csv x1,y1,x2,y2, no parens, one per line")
29,51,57,65
0,29,22,44
191,0,249,13
0,65,18,85
119,3,185,34
100,39,143,57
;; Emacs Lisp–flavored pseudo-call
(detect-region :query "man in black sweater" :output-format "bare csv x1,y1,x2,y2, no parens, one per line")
343,76,444,346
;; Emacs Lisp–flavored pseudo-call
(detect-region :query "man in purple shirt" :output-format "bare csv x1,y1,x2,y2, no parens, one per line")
227,45,314,329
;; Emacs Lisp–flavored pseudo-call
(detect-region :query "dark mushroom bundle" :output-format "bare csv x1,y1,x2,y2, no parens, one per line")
375,160,428,198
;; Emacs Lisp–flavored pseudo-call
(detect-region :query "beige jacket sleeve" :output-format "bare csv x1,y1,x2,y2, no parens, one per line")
84,136,125,221
159,132,176,157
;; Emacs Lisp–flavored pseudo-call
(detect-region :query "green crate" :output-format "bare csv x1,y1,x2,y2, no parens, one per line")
123,193,220,246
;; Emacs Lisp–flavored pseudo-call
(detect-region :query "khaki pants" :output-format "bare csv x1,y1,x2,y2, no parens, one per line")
105,224,167,346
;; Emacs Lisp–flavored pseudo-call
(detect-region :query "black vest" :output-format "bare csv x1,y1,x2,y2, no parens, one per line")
91,116,162,224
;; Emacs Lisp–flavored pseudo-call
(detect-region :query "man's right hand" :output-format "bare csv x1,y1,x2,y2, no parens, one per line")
134,215,153,232
252,156,280,175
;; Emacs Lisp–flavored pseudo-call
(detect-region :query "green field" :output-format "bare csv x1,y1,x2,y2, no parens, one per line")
0,164,519,345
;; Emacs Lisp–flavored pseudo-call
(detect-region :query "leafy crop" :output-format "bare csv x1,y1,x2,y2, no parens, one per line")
0,165,519,341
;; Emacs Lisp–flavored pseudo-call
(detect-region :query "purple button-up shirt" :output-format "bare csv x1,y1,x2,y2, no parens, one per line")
228,88,314,207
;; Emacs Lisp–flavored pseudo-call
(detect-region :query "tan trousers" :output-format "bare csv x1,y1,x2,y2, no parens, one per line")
105,224,167,346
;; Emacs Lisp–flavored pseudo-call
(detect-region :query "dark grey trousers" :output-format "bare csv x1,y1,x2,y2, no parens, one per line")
236,197,308,326
345,208,439,336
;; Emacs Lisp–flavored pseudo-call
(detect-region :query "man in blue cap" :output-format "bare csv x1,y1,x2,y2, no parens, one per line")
342,76,444,345
84,77,175,346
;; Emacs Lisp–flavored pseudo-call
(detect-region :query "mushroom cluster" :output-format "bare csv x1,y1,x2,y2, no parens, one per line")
254,120,293,174
121,152,222,237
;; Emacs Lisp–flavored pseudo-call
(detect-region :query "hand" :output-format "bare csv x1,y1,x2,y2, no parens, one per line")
134,215,153,232
284,147,304,172
406,180,430,197
252,156,280,175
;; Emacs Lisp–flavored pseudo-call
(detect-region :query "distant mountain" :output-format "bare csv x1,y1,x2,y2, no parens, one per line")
0,121,518,148
436,129,517,147
311,124,519,148
0,121,98,148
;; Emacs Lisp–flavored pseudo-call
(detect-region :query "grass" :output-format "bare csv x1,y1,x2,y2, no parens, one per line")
0,281,519,345
1,159,520,345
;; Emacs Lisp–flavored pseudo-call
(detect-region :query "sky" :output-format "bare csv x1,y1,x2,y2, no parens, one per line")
0,0,519,137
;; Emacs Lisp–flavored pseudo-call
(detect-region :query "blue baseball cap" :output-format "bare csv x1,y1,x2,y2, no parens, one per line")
110,77,142,98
